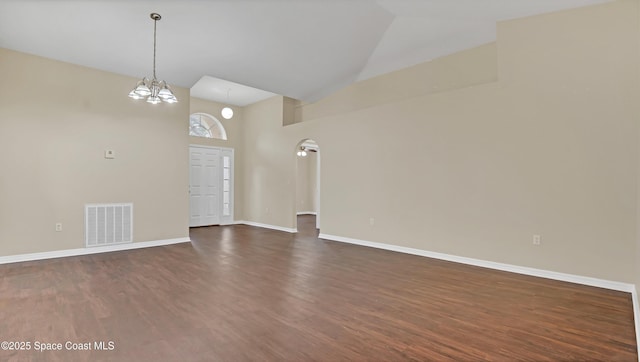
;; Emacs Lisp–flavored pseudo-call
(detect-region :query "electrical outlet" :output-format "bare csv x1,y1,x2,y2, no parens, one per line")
55,223,63,232
533,234,541,245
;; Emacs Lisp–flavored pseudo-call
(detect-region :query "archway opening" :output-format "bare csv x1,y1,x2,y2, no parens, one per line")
294,139,320,232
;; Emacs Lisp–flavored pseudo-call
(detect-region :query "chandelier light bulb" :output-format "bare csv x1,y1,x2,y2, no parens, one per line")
147,96,161,105
158,86,173,100
128,90,144,100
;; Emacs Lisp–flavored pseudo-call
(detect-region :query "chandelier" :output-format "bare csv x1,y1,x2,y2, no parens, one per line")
128,13,177,104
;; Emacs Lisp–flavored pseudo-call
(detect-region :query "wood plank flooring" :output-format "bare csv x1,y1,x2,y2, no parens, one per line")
0,215,636,361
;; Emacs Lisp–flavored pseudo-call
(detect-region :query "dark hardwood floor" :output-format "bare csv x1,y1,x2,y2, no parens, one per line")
0,215,636,361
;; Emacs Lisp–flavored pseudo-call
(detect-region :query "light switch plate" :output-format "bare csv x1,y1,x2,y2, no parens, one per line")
105,150,115,159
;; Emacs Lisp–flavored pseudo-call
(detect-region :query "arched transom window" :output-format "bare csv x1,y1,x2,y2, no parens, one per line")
189,113,227,140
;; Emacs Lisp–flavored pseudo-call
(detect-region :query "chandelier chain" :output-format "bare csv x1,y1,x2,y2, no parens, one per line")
153,17,157,80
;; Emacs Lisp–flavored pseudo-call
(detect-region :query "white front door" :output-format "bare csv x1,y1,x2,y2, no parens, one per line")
190,147,221,227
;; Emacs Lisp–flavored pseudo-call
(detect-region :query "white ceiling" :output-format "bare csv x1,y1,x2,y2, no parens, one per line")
191,76,276,107
0,0,610,105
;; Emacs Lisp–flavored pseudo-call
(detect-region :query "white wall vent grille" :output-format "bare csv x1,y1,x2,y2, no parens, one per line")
85,203,133,247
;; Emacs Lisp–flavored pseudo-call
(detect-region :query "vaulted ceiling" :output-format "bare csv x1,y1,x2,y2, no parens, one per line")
0,0,609,105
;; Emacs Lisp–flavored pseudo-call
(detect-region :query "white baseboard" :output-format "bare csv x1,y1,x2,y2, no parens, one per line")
321,233,640,355
632,287,640,361
296,211,317,216
318,233,635,293
0,237,191,265
235,220,297,233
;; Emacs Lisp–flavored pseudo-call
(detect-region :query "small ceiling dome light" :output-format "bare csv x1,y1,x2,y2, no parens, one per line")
128,13,178,104
221,107,234,120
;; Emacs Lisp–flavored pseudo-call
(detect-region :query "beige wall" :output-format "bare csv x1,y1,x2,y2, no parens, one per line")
296,151,317,213
636,0,640,294
189,97,244,220
0,48,190,256
293,42,498,124
242,0,640,283
309,151,317,213
242,96,294,226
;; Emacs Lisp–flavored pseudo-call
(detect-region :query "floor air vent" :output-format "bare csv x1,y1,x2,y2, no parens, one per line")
85,203,133,247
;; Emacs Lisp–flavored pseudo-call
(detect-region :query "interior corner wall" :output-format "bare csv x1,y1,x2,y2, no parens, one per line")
635,0,640,297
0,48,190,256
241,0,640,283
189,97,244,221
